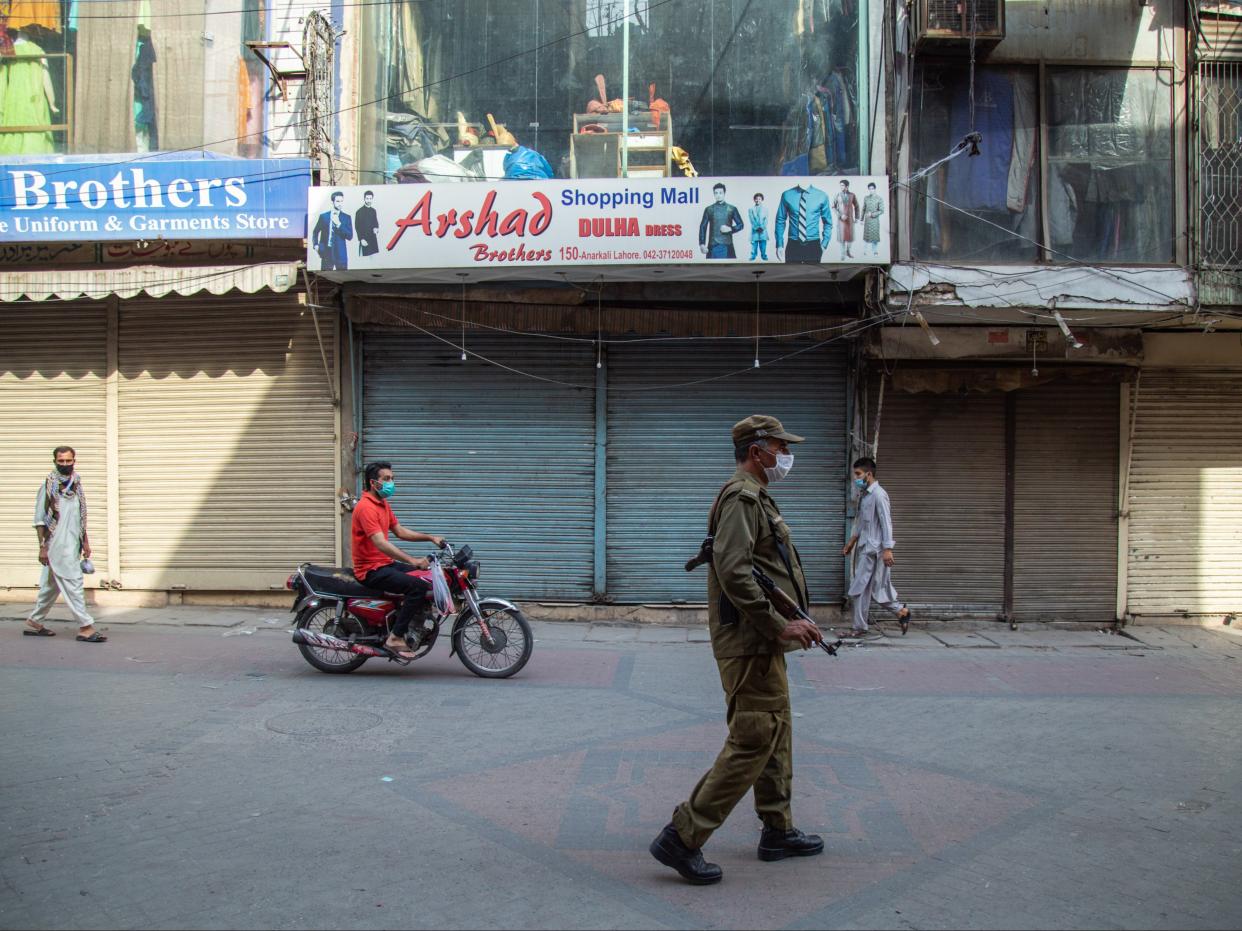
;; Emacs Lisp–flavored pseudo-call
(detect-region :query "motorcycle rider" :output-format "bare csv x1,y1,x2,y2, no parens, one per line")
352,460,445,659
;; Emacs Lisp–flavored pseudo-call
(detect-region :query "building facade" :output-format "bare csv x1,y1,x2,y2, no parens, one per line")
0,2,338,607
878,0,1242,624
4,1,1236,626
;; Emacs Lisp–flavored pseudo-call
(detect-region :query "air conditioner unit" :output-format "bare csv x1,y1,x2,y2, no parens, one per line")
915,0,1006,53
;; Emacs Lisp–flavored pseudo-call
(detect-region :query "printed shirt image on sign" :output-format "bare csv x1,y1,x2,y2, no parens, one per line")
306,176,890,276
361,331,597,602
605,341,847,604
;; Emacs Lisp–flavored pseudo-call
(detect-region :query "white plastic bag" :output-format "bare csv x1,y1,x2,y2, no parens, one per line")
428,559,453,615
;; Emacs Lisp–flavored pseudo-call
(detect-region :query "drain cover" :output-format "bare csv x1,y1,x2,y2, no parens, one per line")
265,709,382,736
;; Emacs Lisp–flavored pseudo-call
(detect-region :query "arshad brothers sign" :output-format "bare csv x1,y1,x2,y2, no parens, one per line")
306,176,890,273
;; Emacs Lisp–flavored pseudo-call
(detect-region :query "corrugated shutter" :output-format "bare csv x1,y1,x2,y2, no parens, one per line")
1198,14,1242,60
1127,370,1242,616
606,342,847,603
0,303,109,587
876,392,1006,616
361,331,596,601
1014,383,1119,622
118,296,337,589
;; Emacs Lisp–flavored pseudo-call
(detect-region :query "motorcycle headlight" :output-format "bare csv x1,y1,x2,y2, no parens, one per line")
467,561,480,580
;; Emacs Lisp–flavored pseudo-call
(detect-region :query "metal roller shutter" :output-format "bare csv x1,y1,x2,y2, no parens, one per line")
0,303,109,587
1198,14,1242,60
1013,383,1119,622
606,342,847,604
1127,370,1242,617
362,331,596,601
118,297,337,589
876,392,1006,616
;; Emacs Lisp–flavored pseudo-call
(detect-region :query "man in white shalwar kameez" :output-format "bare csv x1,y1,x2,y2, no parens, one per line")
842,457,912,638
24,446,106,642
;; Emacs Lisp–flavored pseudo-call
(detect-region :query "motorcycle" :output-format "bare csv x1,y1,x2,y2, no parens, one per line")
285,542,533,678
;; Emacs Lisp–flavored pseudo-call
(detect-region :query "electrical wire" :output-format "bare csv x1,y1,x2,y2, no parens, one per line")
366,303,881,346
70,0,405,19
892,178,1194,309
370,306,896,393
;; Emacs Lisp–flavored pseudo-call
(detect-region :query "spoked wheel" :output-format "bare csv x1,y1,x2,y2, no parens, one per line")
453,603,533,679
296,604,370,674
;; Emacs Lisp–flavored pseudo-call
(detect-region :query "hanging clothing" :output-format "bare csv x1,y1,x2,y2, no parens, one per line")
132,29,156,150
154,0,205,149
0,36,56,154
945,70,1015,212
3,0,61,31
73,0,136,152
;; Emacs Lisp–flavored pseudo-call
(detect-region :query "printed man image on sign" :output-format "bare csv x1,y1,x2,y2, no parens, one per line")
698,182,745,259
312,191,354,270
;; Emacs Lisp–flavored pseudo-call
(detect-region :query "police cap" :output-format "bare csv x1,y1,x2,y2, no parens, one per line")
732,415,805,447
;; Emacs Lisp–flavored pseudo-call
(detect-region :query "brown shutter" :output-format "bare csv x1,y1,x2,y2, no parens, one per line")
1013,382,1120,622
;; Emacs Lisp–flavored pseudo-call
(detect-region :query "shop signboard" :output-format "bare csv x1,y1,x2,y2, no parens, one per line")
306,176,890,273
0,156,311,242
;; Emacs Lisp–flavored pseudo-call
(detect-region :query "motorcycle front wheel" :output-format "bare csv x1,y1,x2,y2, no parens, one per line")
453,602,533,679
296,604,370,674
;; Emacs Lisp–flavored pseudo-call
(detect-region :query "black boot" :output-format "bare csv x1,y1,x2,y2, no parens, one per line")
758,826,825,861
649,822,723,885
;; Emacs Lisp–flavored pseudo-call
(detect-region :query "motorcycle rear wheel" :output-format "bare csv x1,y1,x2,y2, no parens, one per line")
296,604,370,674
453,603,533,679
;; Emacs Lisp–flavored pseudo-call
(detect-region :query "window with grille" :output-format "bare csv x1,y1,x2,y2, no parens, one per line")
1198,60,1242,269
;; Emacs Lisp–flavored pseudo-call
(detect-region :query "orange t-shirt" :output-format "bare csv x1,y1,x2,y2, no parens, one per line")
351,493,398,578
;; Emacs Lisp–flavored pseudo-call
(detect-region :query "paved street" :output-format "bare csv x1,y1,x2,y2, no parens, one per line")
1,610,1240,930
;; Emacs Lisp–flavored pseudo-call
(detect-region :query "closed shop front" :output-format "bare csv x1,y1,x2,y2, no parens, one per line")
0,303,110,587
606,341,847,603
1013,382,1119,622
361,331,598,601
117,296,338,590
875,392,1008,616
360,325,851,604
873,376,1120,622
1126,370,1242,618
0,291,337,595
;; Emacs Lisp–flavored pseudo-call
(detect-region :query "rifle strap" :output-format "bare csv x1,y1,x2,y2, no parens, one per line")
707,479,745,535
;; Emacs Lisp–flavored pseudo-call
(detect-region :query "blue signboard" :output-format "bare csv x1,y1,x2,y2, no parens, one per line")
0,155,310,242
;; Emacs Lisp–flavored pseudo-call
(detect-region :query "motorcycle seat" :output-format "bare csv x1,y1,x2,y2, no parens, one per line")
302,564,380,598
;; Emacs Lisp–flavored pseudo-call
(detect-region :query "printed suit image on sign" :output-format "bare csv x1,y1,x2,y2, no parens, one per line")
306,176,890,273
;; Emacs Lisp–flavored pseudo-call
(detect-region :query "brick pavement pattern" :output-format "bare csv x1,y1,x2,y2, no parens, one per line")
1,613,1239,930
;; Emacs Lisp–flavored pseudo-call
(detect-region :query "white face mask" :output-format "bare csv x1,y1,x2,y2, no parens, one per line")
763,451,794,483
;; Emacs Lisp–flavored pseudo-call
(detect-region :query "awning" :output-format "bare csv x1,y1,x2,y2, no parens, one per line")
0,262,302,302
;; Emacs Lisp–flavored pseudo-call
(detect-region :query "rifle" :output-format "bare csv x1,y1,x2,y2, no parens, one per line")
684,539,842,657
751,566,842,657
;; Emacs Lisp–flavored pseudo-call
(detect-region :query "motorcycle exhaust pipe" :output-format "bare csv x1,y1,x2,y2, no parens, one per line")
292,628,388,658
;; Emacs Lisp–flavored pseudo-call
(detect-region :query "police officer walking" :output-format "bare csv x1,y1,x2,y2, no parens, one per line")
650,415,825,885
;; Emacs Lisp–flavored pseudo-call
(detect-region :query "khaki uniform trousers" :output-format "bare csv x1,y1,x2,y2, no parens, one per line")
673,652,793,850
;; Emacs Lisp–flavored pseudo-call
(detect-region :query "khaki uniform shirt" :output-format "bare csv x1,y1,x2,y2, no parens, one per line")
706,468,809,659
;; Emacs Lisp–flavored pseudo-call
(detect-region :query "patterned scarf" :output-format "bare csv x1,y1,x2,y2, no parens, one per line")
42,471,88,540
